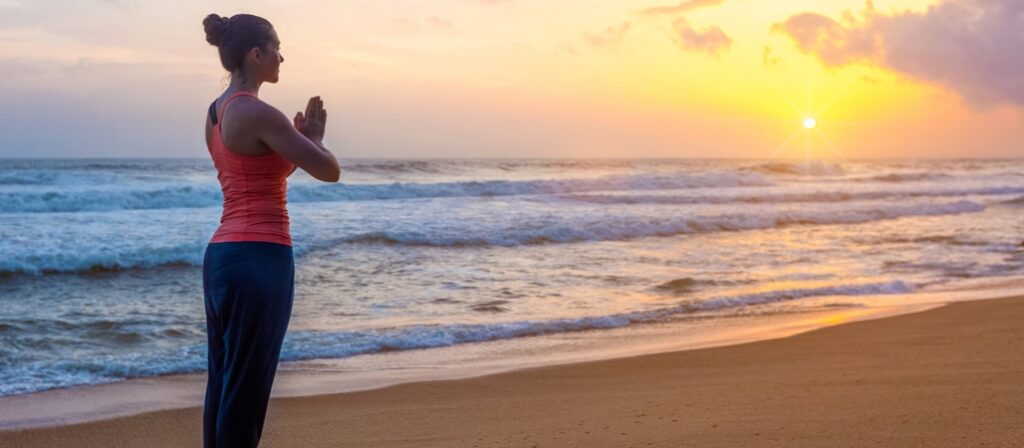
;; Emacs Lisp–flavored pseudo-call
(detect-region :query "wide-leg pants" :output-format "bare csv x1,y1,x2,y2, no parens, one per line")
202,242,294,448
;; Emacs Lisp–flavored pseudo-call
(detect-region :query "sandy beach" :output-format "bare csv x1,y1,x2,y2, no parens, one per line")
1,294,1020,447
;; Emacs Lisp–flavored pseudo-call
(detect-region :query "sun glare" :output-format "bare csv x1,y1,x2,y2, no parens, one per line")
764,59,862,161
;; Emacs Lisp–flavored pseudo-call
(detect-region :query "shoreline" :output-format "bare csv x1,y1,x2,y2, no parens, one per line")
2,282,1022,430
5,282,1019,431
0,298,948,431
2,291,1023,446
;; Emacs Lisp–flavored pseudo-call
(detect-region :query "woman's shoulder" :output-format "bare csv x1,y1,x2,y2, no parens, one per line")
222,92,263,112
239,98,294,131
221,95,285,126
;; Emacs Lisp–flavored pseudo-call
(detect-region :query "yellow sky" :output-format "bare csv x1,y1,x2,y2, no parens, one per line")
0,0,1020,158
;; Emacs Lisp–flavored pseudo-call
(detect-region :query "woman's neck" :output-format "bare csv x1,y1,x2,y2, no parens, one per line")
227,73,262,96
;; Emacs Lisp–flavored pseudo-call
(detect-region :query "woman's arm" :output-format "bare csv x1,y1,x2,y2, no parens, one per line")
252,96,340,183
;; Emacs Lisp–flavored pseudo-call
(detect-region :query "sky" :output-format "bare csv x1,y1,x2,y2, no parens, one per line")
0,0,1021,158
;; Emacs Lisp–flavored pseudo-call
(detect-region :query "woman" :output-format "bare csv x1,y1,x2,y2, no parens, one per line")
201,13,340,448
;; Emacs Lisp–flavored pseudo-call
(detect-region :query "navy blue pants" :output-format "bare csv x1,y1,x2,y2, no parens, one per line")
203,242,294,448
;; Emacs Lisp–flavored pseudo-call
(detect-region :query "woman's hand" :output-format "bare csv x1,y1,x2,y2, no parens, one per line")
294,96,327,143
253,96,340,182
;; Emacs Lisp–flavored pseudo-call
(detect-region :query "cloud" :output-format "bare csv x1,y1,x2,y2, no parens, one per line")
672,18,731,56
640,0,732,57
642,0,725,16
426,16,457,34
584,21,631,47
773,0,1024,108
771,10,880,66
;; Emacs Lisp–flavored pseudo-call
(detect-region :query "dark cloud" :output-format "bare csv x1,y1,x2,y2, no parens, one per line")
584,21,631,47
642,0,724,16
773,0,1024,108
672,18,731,57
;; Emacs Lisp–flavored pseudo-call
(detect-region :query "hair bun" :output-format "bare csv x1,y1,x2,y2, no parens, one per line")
203,14,231,47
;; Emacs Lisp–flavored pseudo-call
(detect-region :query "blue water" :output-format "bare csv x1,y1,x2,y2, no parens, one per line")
1,158,1022,396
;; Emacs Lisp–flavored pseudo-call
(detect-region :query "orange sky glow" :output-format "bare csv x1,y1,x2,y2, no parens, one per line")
0,0,1021,158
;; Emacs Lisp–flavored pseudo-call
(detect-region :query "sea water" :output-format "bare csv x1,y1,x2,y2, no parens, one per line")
1,158,1022,397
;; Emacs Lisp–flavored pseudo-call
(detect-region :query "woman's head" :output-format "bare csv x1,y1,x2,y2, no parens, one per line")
203,13,283,84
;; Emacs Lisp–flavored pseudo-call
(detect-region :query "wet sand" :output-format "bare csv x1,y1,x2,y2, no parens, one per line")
2,295,1022,447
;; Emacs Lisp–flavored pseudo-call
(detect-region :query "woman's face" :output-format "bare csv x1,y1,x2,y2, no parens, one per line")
259,30,284,83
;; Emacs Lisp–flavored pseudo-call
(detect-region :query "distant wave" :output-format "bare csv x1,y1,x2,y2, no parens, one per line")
0,172,49,185
0,172,774,214
0,187,223,213
342,160,459,175
1000,195,1024,206
857,234,987,247
0,241,208,277
336,201,985,247
747,161,846,176
0,280,912,397
557,186,1024,206
653,277,716,295
862,172,953,183
0,170,122,187
6,172,1022,214
0,200,985,276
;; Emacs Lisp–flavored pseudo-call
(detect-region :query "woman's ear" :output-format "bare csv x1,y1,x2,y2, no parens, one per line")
248,46,264,65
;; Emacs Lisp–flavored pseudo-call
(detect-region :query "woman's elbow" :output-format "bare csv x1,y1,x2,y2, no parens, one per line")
319,165,340,183
327,157,341,182
325,169,340,183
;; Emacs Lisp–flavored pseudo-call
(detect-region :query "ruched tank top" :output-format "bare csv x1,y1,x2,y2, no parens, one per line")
207,91,295,246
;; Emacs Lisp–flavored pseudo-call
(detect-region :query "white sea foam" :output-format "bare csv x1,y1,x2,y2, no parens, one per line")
1001,195,1024,205
336,201,985,247
863,172,954,183
747,161,846,176
557,186,1024,205
0,172,774,214
0,200,986,275
0,280,913,396
2,158,1021,404
5,169,1018,214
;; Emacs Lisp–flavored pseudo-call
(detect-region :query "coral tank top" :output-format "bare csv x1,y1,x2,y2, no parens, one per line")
207,91,295,246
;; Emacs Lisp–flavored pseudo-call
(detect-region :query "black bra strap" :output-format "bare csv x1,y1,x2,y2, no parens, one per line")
208,100,218,125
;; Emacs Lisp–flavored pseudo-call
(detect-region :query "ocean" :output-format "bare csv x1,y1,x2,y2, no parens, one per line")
1,158,1022,401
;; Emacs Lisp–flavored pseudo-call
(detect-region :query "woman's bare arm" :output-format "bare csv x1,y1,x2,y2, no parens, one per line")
252,96,340,182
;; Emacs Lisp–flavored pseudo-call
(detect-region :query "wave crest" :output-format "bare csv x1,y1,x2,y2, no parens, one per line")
0,172,775,214
0,280,914,396
747,161,846,176
0,200,985,276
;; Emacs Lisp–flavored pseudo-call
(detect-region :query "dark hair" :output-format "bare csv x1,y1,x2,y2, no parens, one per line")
202,13,276,80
